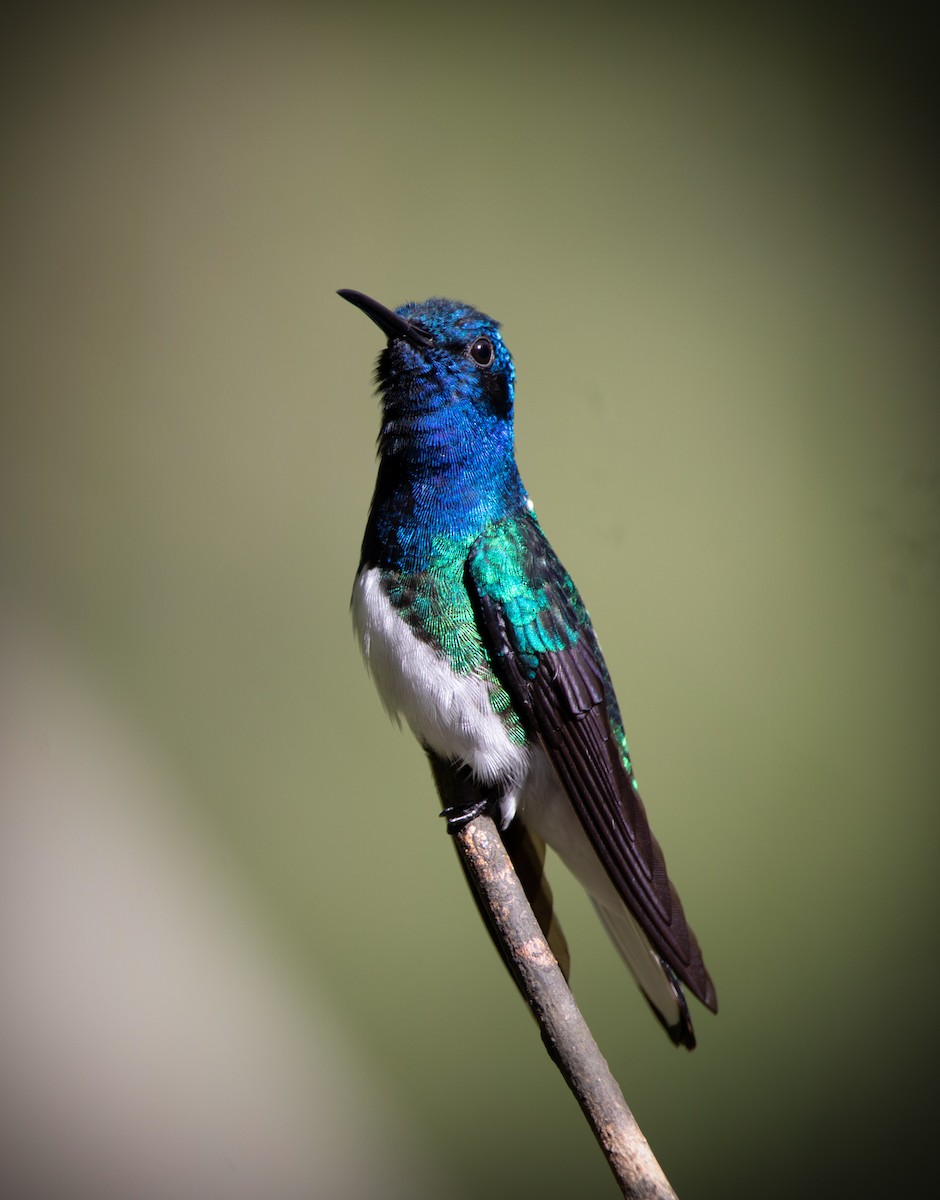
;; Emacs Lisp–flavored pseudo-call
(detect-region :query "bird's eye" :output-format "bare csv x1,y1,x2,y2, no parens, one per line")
468,336,494,367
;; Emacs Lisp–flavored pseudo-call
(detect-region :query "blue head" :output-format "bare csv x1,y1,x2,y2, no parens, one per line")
340,290,528,571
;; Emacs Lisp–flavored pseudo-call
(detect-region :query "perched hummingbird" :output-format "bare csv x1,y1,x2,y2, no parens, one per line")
340,289,717,1048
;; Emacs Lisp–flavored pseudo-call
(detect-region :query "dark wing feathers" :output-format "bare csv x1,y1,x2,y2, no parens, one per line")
467,515,717,1012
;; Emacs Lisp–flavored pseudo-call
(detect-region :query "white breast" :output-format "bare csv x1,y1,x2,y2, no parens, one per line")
351,567,530,822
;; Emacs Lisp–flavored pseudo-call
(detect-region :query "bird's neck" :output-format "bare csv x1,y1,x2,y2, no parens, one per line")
361,427,526,574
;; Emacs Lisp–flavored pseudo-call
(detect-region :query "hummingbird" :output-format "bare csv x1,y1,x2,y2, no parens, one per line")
340,289,717,1048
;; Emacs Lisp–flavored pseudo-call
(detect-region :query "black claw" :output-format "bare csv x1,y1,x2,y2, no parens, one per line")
427,751,500,833
440,797,492,834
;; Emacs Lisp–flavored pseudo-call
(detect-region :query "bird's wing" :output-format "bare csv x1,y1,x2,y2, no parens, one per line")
466,514,716,1011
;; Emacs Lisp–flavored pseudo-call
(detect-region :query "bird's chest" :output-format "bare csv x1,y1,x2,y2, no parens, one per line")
351,566,528,790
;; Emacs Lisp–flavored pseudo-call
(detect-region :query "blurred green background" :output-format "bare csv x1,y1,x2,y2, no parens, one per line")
2,3,937,1197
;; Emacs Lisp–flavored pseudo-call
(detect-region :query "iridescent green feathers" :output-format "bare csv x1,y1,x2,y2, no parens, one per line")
468,514,717,1011
375,508,636,765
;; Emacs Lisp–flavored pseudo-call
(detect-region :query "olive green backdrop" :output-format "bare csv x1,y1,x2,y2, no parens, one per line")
2,3,937,1198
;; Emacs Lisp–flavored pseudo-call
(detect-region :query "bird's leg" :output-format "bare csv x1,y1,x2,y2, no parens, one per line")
426,751,500,833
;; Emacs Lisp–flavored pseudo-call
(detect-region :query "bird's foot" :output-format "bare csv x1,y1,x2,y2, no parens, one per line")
440,796,493,834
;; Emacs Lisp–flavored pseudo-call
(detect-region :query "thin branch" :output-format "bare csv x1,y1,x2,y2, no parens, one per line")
452,814,679,1200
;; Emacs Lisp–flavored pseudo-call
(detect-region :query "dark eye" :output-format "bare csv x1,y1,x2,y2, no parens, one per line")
468,336,494,367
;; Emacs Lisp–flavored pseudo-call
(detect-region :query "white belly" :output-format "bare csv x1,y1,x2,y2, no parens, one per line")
351,567,530,821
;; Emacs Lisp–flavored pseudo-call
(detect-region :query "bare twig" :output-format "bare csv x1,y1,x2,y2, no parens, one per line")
451,813,679,1199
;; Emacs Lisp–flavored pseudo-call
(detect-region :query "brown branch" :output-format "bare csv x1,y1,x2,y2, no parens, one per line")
451,814,679,1200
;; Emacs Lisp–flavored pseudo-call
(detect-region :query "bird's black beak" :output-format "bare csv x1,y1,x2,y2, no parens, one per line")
338,289,433,349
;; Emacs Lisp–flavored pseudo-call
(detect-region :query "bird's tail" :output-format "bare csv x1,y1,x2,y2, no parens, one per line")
591,899,696,1049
